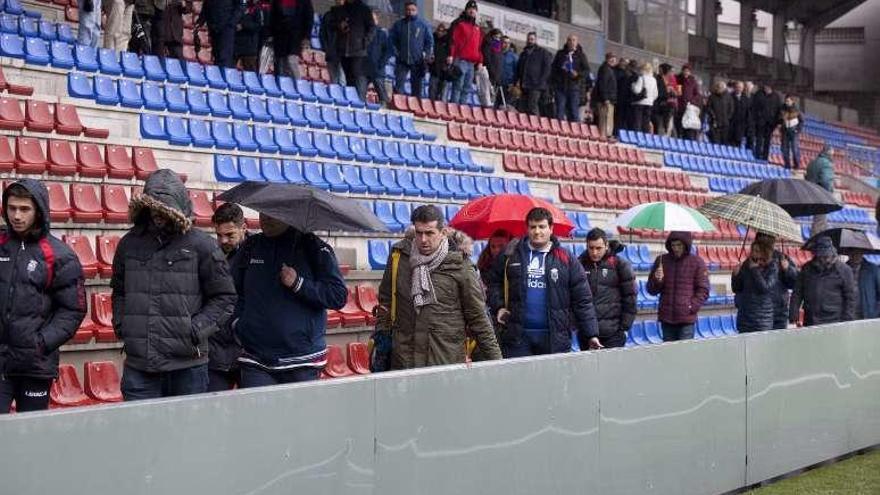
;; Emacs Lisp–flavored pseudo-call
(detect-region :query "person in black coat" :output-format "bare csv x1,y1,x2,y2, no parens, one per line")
592,52,618,138
728,81,753,147
613,58,635,135
550,34,591,122
578,229,637,348
334,0,375,101
366,10,391,105
755,233,799,329
271,0,314,79
0,180,86,413
320,0,346,84
789,237,856,327
732,241,778,332
706,80,734,144
752,84,782,160
515,31,552,116
428,23,451,101
198,0,244,68
234,0,266,71
651,63,672,136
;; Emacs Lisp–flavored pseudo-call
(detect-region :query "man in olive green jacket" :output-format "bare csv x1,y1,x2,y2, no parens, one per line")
376,205,502,370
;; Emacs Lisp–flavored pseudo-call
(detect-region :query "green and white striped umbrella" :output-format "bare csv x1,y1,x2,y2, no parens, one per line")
698,194,802,242
614,202,716,232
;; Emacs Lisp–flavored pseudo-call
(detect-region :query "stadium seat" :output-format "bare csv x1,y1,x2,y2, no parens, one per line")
229,93,251,119
312,82,333,105
50,364,92,408
188,190,214,227
89,291,115,342
321,345,354,378
238,156,263,181
281,159,306,184
41,182,71,222
347,342,371,374
354,110,376,134
63,235,99,278
101,184,129,223
644,320,663,344
165,116,192,146
97,48,122,75
378,168,403,195
23,36,49,64
301,161,328,190
12,136,47,174
254,125,279,153
337,288,369,327
341,165,367,193
83,361,123,402
261,74,281,97
368,240,390,269
69,183,103,223
374,200,401,231
0,96,25,130
233,123,258,151
243,70,263,94
0,33,24,58
188,118,214,147
43,139,77,176
313,132,336,158
96,235,118,277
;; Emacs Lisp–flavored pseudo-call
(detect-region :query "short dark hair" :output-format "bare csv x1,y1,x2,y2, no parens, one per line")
586,227,607,243
411,204,445,228
490,228,512,240
527,31,537,38
404,0,416,6
5,183,34,202
526,207,553,226
212,202,245,226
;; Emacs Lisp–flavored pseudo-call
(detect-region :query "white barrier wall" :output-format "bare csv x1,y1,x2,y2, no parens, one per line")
1,320,879,495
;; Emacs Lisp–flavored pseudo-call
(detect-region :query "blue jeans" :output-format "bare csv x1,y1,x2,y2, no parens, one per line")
501,330,551,358
78,0,103,48
121,364,209,401
395,62,426,98
781,130,801,169
555,88,581,122
661,323,695,342
239,365,320,388
451,59,475,105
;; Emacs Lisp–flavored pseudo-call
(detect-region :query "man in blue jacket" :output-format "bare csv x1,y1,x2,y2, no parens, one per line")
845,249,880,320
366,9,392,105
0,180,86,413
231,213,347,386
389,1,433,98
488,207,600,357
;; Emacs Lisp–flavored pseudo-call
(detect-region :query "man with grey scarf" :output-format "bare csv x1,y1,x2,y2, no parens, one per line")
789,236,856,327
375,205,502,369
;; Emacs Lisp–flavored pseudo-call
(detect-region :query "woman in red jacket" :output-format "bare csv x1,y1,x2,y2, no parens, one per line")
446,1,483,104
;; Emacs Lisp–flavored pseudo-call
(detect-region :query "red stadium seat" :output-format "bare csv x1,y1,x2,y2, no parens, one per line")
495,109,511,128
486,128,501,148
471,105,487,124
320,345,355,379
188,190,214,227
461,124,479,146
456,103,474,123
432,100,451,120
63,235,98,278
96,235,119,277
483,108,501,127
550,159,566,180
347,342,370,375
14,136,47,174
47,139,78,176
46,182,71,222
356,284,378,315
102,184,129,223
419,98,439,119
0,65,33,95
83,361,123,402
70,323,95,345
0,136,12,172
90,292,116,342
0,97,24,130
133,147,157,180
338,287,368,327
53,103,83,135
70,183,103,223
105,144,134,179
49,364,92,408
76,142,106,177
447,122,464,141
25,100,54,132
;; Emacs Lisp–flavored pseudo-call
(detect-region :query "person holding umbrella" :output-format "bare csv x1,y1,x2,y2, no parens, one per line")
732,240,778,333
844,249,880,320
646,231,710,341
789,236,856,327
755,233,799,329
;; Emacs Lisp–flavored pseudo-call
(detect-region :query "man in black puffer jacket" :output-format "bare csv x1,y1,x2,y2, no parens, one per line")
112,169,237,401
578,228,636,348
0,180,86,413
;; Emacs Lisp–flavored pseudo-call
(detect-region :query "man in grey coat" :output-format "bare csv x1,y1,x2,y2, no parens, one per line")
111,170,237,400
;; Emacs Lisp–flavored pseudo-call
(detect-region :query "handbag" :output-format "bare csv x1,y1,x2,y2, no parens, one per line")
682,103,701,130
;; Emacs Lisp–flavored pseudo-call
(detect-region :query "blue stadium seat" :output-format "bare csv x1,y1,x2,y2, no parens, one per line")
311,82,333,104
396,170,422,197
119,79,143,108
261,74,281,97
0,14,16,34
361,167,385,194
94,76,119,105
189,119,214,147
221,67,244,91
67,73,94,99
97,48,121,75
208,91,232,117
709,316,725,337
34,19,51,38
414,143,436,167
275,128,297,155
294,129,317,156
0,33,24,58
279,76,299,99
445,175,468,200
517,179,531,195
430,174,452,199
393,202,412,229
331,135,354,160
368,240,390,269
475,176,492,196
142,81,165,110
354,110,376,134
185,61,208,86
261,158,285,183
244,96,268,122
630,321,649,345
341,165,367,193
412,171,436,198
119,51,143,78
165,116,192,146
644,320,663,344
242,70,263,94
267,98,288,124
313,132,336,158
577,213,591,234
444,147,464,171
382,141,406,165
403,116,431,140
446,204,462,221
386,115,408,139
366,138,389,163
142,54,165,80
296,80,317,102
459,148,482,173
304,161,330,189
238,156,263,181
186,88,210,115
19,17,37,36
140,114,166,139
337,109,359,133
203,65,225,89
397,142,420,167
229,93,251,120
348,136,371,162
378,168,403,195
303,103,324,128
233,123,258,151
211,121,236,149
50,40,74,68
374,201,401,232
722,314,737,335
285,101,308,126
345,86,366,108
460,175,479,199
3,0,24,15
371,113,392,136
56,22,74,43
165,84,188,113
254,125,279,153
430,146,451,169
214,155,243,182
321,107,343,131
24,37,49,64
282,160,306,184
694,317,711,339
327,84,348,105
489,177,505,195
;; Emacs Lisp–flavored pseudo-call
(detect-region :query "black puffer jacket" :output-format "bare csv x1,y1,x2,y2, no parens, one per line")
550,44,591,93
334,0,375,58
516,44,552,91
578,241,637,339
594,61,617,103
111,170,237,373
487,237,599,354
732,261,778,332
789,259,856,326
208,233,249,373
0,179,86,379
770,250,798,327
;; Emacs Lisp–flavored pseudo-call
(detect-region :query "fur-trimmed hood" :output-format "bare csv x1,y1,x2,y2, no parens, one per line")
129,169,193,233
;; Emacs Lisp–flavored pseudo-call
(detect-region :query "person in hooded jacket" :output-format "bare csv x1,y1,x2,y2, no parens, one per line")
480,28,504,105
844,249,880,320
806,145,835,234
789,236,856,326
271,0,314,79
647,231,710,341
233,0,266,71
706,80,734,144
732,240,778,332
550,34,591,123
447,1,483,105
516,31,552,116
198,0,244,68
0,180,86,413
755,233,799,329
577,228,636,348
111,170,237,400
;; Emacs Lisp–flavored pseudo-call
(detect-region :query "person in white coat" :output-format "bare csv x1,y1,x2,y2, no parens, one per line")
630,62,658,133
103,0,134,51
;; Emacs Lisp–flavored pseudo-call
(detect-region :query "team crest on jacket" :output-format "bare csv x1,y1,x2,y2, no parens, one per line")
27,260,38,272
550,268,559,282
601,268,608,278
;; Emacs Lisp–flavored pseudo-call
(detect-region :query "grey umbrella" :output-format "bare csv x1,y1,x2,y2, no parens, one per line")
739,178,842,217
802,227,880,254
217,182,388,233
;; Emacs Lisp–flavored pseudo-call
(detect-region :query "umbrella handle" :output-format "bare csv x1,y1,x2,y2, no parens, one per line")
739,226,751,260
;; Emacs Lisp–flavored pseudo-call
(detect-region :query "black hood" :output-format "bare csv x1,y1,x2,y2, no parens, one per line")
129,169,193,233
2,178,50,239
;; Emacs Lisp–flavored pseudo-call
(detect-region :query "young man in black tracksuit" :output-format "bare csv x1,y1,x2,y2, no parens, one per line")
0,180,86,413
578,228,636,348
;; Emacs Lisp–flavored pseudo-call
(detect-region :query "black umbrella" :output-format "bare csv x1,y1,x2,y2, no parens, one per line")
217,182,388,233
739,178,842,217
802,227,880,253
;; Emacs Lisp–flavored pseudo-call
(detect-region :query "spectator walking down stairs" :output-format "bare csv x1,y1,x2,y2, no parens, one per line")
647,231,709,341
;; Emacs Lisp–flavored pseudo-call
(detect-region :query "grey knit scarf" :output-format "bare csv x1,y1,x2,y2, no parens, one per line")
410,237,449,311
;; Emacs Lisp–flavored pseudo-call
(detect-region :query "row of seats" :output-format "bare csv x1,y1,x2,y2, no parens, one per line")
620,220,744,242
0,135,158,178
708,176,751,194
0,64,32,95
842,191,876,208
559,184,708,210
619,129,759,163
664,152,789,180
49,361,122,408
827,207,877,226
449,122,649,165
71,292,115,344
505,155,697,191
0,12,74,41
0,97,108,137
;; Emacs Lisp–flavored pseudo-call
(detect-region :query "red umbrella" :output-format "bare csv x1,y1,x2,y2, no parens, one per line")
449,194,575,239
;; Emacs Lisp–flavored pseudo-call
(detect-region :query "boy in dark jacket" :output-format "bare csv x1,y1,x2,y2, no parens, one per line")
389,1,433,98
578,228,636,348
488,208,600,357
233,0,265,71
732,241,778,332
231,214,347,386
516,31,552,116
321,0,347,84
112,170,237,400
428,23,451,101
0,180,86,413
551,34,591,123
647,231,710,341
755,233,798,329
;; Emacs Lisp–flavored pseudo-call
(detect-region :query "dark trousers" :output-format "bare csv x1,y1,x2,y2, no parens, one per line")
781,130,801,169
121,363,209,401
501,330,551,358
599,331,627,349
429,76,447,101
710,126,728,144
631,105,652,133
239,365,320,388
661,322,695,341
207,368,239,392
0,376,51,413
209,26,236,68
555,88,581,122
395,62,426,98
772,317,788,330
755,125,773,160
341,56,368,102
524,89,543,116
